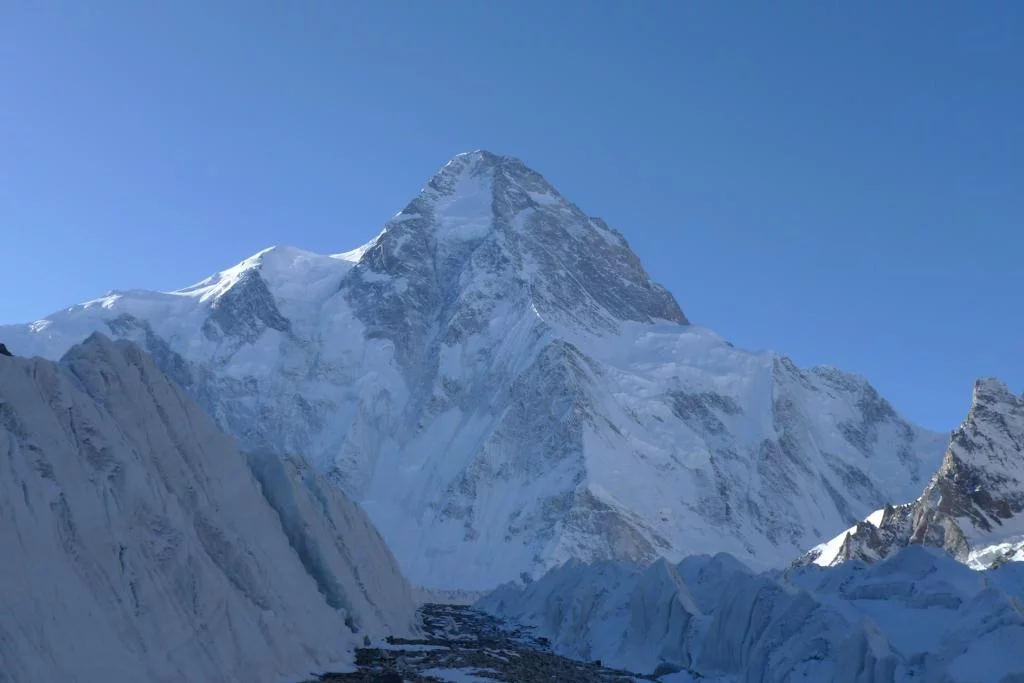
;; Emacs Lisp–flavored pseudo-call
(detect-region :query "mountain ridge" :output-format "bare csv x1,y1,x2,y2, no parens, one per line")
803,377,1024,569
0,151,946,589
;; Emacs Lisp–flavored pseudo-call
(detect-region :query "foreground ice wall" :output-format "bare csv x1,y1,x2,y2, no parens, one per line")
0,335,416,683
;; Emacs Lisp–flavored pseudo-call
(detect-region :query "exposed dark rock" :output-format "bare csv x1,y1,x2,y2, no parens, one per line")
202,269,291,343
306,603,672,682
799,378,1024,569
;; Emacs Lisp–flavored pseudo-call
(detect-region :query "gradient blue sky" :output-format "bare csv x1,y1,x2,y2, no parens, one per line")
1,1,1021,430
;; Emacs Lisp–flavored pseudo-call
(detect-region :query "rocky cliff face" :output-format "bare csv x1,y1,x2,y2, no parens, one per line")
0,335,415,683
803,378,1024,569
0,151,945,589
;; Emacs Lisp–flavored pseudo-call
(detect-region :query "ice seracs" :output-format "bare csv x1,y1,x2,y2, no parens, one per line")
0,335,415,683
0,150,946,590
479,546,1024,682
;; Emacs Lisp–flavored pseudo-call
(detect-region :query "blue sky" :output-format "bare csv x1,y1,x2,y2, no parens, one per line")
1,1,1020,430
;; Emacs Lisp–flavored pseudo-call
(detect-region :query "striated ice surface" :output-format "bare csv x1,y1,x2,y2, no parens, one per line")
0,335,415,683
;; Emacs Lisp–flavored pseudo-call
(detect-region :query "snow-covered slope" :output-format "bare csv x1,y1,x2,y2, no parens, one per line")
479,546,1024,682
803,378,1024,570
0,150,946,590
0,335,415,683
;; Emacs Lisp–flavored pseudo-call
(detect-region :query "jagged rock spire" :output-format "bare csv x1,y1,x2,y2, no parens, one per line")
802,378,1024,569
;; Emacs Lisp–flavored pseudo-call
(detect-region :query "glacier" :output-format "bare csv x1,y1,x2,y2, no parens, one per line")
0,150,947,590
0,334,416,683
478,546,1024,682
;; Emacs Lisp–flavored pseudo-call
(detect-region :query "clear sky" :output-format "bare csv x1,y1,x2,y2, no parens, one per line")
1,1,1020,430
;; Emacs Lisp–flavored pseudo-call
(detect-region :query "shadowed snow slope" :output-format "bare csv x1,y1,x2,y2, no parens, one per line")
0,335,415,683
0,151,945,589
479,546,1024,682
803,378,1024,570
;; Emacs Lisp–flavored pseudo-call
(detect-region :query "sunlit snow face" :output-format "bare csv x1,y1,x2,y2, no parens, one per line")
0,151,946,592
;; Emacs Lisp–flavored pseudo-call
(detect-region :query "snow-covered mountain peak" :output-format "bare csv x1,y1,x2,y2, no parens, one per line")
1,151,946,590
972,376,1020,403
354,151,687,337
173,245,355,304
434,149,540,192
960,379,1024,450
408,149,627,251
930,378,1024,535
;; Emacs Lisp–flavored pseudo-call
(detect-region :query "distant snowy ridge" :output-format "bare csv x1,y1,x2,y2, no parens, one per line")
803,378,1024,570
0,150,946,590
478,546,1024,682
0,335,416,683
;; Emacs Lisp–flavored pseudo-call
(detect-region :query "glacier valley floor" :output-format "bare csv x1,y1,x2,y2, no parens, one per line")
305,603,677,683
